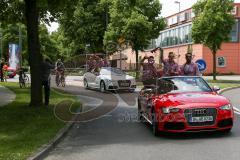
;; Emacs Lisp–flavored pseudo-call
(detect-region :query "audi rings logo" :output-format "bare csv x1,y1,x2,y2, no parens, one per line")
194,109,207,115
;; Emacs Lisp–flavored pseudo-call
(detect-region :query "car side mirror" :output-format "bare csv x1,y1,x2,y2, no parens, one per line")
212,86,220,92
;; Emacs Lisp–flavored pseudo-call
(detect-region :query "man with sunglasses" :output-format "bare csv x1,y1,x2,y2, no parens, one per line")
160,50,179,76
141,56,158,87
181,52,200,76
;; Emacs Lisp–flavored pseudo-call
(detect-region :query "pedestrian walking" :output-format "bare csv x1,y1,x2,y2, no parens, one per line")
41,58,55,106
0,58,5,82
181,52,200,76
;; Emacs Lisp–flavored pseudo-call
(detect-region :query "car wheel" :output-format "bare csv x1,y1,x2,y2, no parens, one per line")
100,81,106,93
152,109,160,136
84,79,88,89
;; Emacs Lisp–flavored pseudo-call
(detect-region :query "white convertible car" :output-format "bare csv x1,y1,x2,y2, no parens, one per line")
83,67,136,92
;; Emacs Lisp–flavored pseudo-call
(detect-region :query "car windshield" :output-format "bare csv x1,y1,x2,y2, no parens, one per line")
100,67,125,75
157,77,212,94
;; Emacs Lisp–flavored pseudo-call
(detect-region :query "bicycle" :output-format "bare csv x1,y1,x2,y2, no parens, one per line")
55,70,66,87
19,68,30,88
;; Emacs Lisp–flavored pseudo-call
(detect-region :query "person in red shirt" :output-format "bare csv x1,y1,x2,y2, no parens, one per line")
3,62,8,82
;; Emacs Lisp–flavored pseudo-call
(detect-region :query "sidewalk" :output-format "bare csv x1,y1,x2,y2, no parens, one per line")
0,85,16,107
203,75,240,81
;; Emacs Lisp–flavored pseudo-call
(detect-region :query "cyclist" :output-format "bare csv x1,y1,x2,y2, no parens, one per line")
55,59,65,85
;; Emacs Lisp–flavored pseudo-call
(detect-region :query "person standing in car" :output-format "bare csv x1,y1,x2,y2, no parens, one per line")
181,52,200,76
160,50,179,77
141,56,158,87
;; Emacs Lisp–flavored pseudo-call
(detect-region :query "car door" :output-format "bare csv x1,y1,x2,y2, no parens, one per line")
140,88,154,119
86,72,97,88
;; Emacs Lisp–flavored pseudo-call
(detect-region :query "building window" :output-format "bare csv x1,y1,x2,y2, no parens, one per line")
217,57,226,67
157,22,193,47
230,20,238,42
189,24,192,43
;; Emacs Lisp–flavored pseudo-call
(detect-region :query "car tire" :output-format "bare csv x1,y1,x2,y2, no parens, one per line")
100,81,106,93
152,109,160,136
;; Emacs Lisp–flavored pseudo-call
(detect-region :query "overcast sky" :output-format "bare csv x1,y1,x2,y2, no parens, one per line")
47,0,240,32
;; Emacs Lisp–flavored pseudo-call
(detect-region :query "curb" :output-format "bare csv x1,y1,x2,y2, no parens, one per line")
27,117,77,160
218,86,240,94
27,97,81,160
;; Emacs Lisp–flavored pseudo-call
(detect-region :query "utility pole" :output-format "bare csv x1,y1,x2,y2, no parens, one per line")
174,1,181,63
19,25,22,67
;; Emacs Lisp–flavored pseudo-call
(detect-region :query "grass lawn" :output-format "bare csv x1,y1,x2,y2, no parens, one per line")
0,82,81,160
209,83,240,90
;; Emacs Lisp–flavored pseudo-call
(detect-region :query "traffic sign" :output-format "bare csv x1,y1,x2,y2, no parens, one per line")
195,59,207,72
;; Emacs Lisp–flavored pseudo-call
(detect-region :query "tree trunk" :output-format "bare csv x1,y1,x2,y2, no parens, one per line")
212,51,217,80
135,49,139,79
25,0,43,106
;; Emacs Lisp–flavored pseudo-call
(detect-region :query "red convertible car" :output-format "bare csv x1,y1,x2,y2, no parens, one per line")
138,76,234,136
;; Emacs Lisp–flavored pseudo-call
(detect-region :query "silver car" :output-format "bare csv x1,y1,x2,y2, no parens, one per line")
83,67,136,92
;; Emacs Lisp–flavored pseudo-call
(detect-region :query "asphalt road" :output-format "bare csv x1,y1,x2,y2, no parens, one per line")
42,83,240,160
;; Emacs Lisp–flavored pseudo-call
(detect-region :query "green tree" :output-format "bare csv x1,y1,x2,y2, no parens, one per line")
192,0,235,80
50,29,73,60
0,0,68,106
39,24,60,61
59,0,110,55
104,0,165,79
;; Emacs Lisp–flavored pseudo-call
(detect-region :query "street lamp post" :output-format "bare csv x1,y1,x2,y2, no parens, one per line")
174,1,181,63
19,25,22,67
174,1,181,13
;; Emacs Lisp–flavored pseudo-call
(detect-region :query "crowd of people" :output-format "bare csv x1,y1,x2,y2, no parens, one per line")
86,55,110,72
141,48,200,87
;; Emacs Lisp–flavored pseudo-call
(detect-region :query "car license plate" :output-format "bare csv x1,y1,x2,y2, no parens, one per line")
190,116,213,123
120,82,130,87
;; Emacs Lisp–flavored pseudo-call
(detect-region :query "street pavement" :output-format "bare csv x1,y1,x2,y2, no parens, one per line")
0,85,16,107
44,83,240,160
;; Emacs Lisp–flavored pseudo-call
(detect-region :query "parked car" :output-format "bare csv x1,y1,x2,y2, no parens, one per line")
0,67,17,78
138,76,234,136
83,67,136,92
